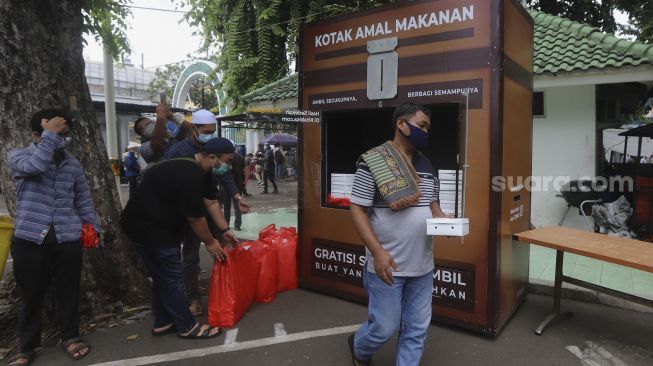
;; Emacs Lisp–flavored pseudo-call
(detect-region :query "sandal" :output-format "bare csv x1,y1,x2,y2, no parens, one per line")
178,323,223,339
8,351,36,366
152,323,176,336
62,337,92,361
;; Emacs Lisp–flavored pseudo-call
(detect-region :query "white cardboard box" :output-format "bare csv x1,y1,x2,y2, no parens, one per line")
426,218,469,236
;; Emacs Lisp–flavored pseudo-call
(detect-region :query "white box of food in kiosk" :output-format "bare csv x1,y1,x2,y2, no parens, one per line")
426,218,469,236
331,173,355,185
330,192,351,199
331,182,353,193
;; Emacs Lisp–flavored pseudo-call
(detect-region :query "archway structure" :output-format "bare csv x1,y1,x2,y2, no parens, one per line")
171,59,228,115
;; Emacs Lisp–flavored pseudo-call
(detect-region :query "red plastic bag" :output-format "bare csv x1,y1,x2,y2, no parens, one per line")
262,227,298,292
327,194,351,207
208,246,261,328
259,224,278,241
244,241,279,303
81,223,99,248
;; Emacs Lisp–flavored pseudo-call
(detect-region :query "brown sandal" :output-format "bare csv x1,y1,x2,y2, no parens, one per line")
62,337,92,361
8,351,36,366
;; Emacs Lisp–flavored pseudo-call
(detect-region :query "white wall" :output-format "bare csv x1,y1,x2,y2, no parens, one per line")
531,85,596,228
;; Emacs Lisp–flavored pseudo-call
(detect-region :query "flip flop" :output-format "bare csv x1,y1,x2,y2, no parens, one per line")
62,338,92,361
178,323,223,339
152,323,176,336
8,351,36,366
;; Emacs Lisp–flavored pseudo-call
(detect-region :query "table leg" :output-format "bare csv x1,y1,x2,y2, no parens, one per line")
535,250,573,335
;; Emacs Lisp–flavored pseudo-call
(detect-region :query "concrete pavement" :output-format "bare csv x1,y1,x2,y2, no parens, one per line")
18,290,653,366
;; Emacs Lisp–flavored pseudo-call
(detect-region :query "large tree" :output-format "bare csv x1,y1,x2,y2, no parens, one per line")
0,0,148,347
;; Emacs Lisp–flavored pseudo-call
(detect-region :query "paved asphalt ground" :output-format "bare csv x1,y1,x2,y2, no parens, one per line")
17,291,653,366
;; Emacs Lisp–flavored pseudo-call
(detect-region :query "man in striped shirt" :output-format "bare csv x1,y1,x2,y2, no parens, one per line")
7,110,95,365
348,103,448,366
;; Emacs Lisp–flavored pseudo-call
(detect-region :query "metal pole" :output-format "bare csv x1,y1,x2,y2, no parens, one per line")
103,44,124,205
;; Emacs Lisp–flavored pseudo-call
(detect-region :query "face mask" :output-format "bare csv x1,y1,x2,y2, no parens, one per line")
142,123,155,138
400,120,429,151
195,127,216,144
212,162,230,176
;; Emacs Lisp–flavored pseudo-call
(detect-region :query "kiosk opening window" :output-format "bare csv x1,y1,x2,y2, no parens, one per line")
321,104,462,209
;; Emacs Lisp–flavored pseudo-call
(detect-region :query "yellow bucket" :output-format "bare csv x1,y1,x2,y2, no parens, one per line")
0,216,14,281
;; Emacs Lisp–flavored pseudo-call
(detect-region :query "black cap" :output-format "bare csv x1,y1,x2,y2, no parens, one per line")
30,109,75,133
202,137,234,155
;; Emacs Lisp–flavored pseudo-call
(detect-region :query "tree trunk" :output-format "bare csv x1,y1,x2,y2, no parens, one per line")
0,0,148,342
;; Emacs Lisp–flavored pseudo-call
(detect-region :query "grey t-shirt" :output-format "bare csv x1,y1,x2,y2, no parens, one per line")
350,153,439,277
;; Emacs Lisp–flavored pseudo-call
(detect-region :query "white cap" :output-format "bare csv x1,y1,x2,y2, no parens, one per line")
128,142,141,149
192,109,217,125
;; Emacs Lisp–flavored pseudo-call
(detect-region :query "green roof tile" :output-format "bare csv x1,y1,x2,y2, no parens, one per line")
530,9,653,75
242,73,299,102
244,10,653,102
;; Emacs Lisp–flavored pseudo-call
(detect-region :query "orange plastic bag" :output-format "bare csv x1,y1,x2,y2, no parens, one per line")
80,223,99,248
208,246,261,328
245,241,279,303
262,227,298,292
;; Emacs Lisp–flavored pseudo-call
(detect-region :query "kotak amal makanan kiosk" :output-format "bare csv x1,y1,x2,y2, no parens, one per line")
297,0,533,335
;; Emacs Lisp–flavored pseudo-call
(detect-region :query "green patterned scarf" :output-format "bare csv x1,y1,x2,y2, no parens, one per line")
360,141,421,211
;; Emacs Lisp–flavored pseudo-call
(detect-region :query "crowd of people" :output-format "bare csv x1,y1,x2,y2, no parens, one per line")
6,102,443,366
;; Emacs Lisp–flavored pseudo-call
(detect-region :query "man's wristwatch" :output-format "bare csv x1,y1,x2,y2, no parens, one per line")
219,226,230,234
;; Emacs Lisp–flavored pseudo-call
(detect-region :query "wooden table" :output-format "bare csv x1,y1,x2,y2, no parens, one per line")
513,226,653,335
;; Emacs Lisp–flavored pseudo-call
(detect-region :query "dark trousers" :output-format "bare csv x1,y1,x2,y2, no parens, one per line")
222,190,242,229
128,176,138,199
11,238,83,353
263,169,278,192
181,222,222,302
133,242,196,333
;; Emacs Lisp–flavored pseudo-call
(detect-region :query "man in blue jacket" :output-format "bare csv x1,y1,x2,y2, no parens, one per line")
7,109,96,365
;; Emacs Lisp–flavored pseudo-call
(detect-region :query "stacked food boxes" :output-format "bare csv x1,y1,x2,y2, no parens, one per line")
330,173,355,199
438,170,463,217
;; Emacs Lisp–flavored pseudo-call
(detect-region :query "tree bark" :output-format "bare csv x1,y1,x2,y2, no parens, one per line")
0,0,148,340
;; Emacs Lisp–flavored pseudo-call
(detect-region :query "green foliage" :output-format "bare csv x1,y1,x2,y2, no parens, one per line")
181,0,395,113
81,0,133,60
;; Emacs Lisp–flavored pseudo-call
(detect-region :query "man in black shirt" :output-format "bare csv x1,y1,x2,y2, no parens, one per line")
121,137,236,339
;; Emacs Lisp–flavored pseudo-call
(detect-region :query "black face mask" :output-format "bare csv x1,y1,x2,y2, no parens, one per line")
400,120,429,151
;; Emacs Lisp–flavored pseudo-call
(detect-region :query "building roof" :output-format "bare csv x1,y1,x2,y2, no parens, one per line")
242,73,298,102
243,10,653,103
531,10,653,75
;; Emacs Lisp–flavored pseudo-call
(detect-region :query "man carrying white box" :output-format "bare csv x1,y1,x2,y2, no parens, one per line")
348,102,449,366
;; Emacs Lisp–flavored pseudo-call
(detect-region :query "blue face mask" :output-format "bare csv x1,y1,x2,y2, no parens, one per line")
213,162,230,176
401,120,429,151
195,127,216,144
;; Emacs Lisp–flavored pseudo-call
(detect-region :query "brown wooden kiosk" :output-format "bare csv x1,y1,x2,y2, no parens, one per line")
298,0,534,335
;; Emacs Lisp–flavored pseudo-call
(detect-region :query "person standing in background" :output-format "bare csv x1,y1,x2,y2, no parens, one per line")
223,150,245,231
262,143,279,194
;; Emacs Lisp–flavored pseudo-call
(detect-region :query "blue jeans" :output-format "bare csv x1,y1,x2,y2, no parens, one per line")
133,242,196,333
354,270,433,366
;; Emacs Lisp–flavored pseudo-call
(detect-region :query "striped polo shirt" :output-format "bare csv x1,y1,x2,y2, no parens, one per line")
7,130,97,245
350,152,439,277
